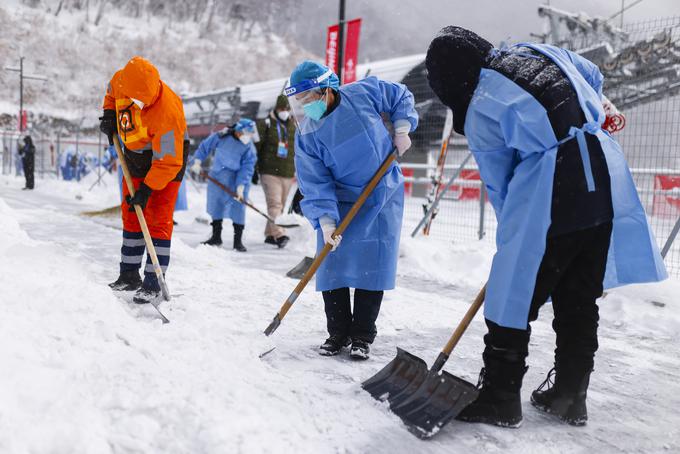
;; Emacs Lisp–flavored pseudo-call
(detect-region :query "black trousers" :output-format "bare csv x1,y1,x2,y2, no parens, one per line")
484,222,613,371
22,154,34,189
322,288,383,343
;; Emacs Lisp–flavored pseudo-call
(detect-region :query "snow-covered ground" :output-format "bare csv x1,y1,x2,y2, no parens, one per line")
1,174,679,454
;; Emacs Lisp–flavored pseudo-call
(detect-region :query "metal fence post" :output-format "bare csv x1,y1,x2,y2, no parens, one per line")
478,183,486,240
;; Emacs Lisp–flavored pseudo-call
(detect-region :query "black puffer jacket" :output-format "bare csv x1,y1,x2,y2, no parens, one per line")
426,26,613,237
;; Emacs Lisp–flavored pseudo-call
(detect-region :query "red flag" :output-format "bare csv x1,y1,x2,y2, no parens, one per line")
342,18,362,84
325,24,340,74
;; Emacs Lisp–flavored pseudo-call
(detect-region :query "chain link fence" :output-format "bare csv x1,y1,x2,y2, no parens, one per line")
400,15,680,278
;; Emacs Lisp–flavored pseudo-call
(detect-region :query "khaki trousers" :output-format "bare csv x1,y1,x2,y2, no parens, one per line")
260,173,294,238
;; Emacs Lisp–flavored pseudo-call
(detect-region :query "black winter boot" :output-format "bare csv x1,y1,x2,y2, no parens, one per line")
457,349,527,428
133,274,161,305
264,235,277,245
319,335,351,356
349,338,371,360
276,235,290,249
203,220,223,246
109,269,142,291
531,363,592,426
233,223,247,252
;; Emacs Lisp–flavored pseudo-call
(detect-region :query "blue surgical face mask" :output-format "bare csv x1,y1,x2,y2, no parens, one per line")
303,99,327,121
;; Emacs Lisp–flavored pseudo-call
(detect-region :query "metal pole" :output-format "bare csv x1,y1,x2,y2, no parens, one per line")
411,153,473,237
19,57,24,133
337,0,346,84
660,215,680,259
478,183,486,240
620,0,625,28
97,131,102,187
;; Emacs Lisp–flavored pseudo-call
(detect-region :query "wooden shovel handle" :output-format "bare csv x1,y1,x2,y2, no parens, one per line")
441,284,486,356
265,150,398,334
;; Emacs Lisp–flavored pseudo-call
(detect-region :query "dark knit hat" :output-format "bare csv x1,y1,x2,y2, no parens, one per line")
275,94,289,110
426,26,494,135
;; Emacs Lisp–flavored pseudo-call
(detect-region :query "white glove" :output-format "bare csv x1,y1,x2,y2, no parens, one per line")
191,159,202,174
320,217,342,252
393,119,412,156
236,185,245,201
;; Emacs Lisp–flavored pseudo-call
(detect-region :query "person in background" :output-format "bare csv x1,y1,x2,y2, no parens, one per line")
255,94,297,249
191,119,258,252
287,61,418,359
18,135,35,190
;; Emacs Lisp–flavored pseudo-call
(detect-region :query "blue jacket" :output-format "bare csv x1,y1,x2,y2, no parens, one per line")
465,43,667,329
295,76,418,291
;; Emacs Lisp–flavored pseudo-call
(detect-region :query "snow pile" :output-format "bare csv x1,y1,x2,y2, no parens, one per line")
2,175,680,453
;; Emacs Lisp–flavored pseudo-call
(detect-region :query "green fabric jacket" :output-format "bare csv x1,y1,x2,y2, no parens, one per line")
255,112,296,178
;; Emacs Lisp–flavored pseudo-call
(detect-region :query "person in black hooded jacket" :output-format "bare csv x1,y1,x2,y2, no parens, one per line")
426,26,618,428
18,135,35,190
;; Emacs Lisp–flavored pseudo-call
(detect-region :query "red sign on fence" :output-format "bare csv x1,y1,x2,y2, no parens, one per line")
343,18,362,84
653,174,680,217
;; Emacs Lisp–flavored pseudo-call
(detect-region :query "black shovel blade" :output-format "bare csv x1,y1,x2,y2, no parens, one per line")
362,348,429,402
391,370,478,439
285,256,315,279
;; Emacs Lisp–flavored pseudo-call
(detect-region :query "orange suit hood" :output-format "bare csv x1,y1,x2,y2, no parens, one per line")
116,56,161,107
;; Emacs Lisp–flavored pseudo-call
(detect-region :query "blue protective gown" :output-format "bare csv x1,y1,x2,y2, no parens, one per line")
295,76,419,291
193,133,257,224
465,43,667,329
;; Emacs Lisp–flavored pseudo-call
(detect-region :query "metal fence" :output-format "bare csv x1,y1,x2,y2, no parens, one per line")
1,130,108,184
401,16,680,278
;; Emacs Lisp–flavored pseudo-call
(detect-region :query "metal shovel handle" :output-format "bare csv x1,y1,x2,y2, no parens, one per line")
264,150,399,336
431,284,486,373
200,171,298,228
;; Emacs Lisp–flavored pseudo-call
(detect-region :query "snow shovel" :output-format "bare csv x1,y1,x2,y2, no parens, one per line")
286,256,315,279
362,284,486,439
263,149,399,337
112,133,170,324
200,171,300,228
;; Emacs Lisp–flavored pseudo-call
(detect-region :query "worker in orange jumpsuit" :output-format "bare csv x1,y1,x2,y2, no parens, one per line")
100,56,188,304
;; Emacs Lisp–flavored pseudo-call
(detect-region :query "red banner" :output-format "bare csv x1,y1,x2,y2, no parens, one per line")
342,18,362,84
19,109,27,131
325,24,339,74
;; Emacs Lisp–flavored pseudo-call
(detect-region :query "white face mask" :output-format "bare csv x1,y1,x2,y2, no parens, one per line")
239,134,252,145
130,98,145,110
277,110,290,122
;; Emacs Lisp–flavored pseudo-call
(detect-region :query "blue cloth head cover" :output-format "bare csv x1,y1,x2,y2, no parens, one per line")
426,26,494,135
233,118,256,133
288,60,340,95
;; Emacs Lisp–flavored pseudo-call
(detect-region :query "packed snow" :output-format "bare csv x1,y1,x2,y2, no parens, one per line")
1,174,679,453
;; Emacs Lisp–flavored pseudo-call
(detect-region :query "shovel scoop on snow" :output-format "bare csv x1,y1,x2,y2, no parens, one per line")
362,285,486,439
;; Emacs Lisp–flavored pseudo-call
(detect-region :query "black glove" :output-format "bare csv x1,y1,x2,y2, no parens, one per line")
99,109,117,146
251,171,259,185
126,182,152,212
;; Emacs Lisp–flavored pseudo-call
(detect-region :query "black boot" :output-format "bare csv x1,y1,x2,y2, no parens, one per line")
203,220,223,246
233,223,247,252
457,349,527,428
109,269,142,291
133,274,161,305
264,235,277,245
350,338,371,360
319,335,351,356
276,235,290,249
531,362,592,426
